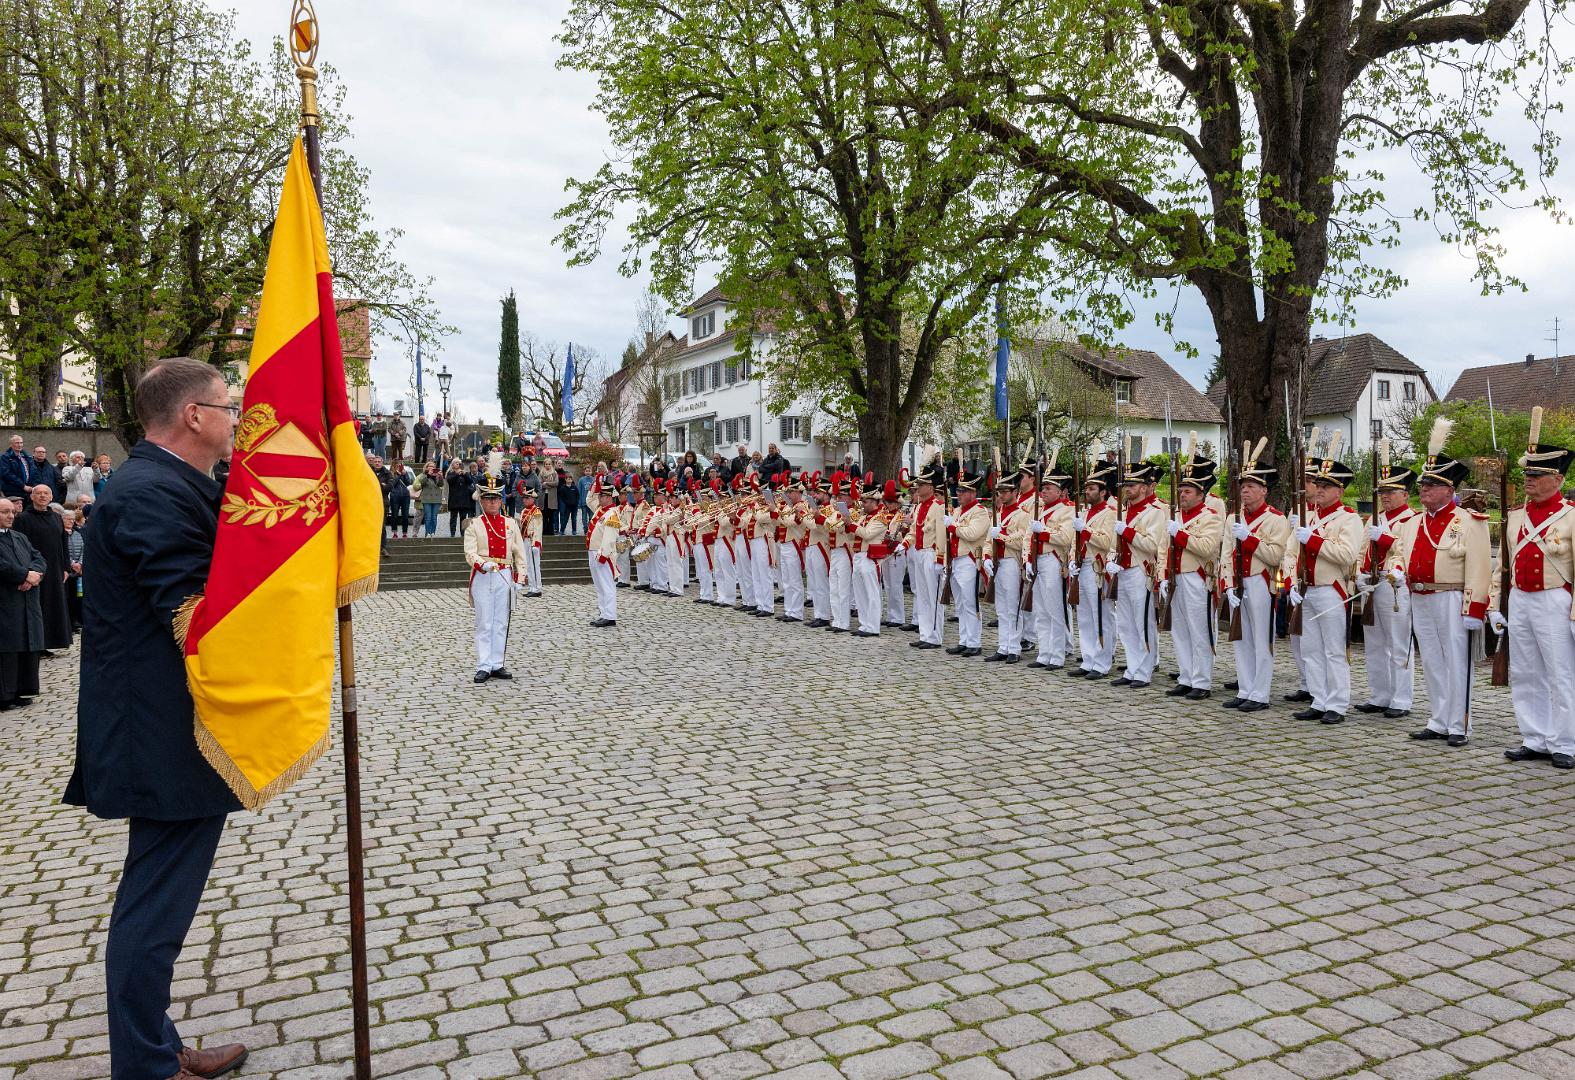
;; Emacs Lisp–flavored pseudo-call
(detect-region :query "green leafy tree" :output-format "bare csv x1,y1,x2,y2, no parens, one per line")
1408,400,1575,489
0,0,450,438
498,290,523,430
902,0,1566,491
555,0,1105,478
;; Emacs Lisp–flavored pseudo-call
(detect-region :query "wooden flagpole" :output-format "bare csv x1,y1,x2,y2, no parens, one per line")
291,3,374,1077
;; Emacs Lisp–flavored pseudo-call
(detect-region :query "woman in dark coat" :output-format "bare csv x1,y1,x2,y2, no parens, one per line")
14,488,72,649
445,461,475,536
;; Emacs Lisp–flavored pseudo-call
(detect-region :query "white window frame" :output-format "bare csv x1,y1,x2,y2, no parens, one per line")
1403,381,1416,401
780,415,811,443
1115,379,1131,404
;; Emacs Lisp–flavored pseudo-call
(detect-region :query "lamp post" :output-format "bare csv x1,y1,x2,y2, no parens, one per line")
437,365,453,465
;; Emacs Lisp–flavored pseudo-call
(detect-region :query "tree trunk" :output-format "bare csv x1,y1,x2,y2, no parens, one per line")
856,316,910,481
1216,294,1312,507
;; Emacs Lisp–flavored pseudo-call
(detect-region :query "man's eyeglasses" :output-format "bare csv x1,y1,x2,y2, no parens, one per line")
193,403,241,418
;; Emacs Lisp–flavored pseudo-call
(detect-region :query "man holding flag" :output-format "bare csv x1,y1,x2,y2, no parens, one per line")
66,126,381,1080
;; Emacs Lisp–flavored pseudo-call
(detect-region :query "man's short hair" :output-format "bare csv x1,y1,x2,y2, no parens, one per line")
135,357,223,430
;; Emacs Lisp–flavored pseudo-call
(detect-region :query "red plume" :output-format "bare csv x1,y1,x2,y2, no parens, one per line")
831,473,842,497
883,479,898,501
710,477,721,492
864,470,874,487
897,467,910,488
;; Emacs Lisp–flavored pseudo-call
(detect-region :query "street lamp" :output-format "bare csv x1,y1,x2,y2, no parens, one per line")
437,364,452,420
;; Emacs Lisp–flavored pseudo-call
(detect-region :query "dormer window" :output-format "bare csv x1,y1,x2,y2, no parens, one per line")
692,311,716,340
1115,379,1131,404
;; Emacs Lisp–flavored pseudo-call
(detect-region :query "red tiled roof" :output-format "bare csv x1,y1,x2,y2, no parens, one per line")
1445,354,1575,412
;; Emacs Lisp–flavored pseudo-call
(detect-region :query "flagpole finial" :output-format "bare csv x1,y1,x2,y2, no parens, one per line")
290,0,321,129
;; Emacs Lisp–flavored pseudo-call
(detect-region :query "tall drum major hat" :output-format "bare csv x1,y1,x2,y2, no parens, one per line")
478,449,506,499
1419,417,1470,487
1237,436,1277,487
1086,463,1118,494
1370,436,1416,492
957,469,984,494
1307,430,1354,488
1038,445,1072,487
1521,406,1574,476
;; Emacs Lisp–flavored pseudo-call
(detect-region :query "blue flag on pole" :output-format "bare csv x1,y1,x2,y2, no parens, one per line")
993,290,1010,422
562,342,576,424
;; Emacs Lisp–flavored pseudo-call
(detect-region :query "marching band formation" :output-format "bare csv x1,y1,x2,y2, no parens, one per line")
468,417,1575,771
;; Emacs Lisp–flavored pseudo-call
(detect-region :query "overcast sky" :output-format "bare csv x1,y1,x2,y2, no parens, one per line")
219,1,1573,424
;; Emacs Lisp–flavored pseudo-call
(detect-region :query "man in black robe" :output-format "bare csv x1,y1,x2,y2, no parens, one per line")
14,486,71,652
0,497,45,708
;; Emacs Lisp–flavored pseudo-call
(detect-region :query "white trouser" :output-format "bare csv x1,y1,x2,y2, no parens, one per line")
953,556,981,647
853,553,882,633
829,548,853,630
1510,587,1575,755
780,542,805,619
470,569,513,671
884,553,907,624
636,545,654,588
1300,584,1349,714
1411,590,1471,736
737,543,755,606
1032,553,1068,666
616,548,631,584
1290,613,1309,691
1116,566,1157,681
1171,572,1214,690
807,543,830,620
695,541,715,601
590,553,617,620
651,539,670,590
994,557,1024,656
524,545,542,593
751,537,775,611
1363,579,1413,709
715,539,737,605
912,549,943,643
665,537,686,594
1233,575,1273,704
1077,559,1116,674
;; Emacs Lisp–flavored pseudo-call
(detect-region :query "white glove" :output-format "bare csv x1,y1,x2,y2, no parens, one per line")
1030,520,1046,534
1367,524,1386,542
1226,589,1242,610
1157,579,1170,601
481,560,498,573
893,544,907,557
1024,563,1035,581
1167,520,1182,538
1287,514,1301,530
1355,572,1372,589
1114,520,1131,538
988,526,1001,540
942,515,954,527
984,558,995,578
1489,610,1507,633
1071,515,1086,532
1104,562,1120,578
1294,526,1313,544
1231,521,1250,542
1387,567,1405,587
1460,615,1483,632
1288,587,1303,607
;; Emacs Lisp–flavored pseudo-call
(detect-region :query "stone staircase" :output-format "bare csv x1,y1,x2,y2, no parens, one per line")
378,533,592,591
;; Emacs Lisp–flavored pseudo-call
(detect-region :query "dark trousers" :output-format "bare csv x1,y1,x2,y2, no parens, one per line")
448,508,471,536
107,815,227,1080
413,438,429,464
0,650,41,703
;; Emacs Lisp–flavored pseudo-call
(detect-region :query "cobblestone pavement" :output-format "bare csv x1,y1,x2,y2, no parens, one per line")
4,586,1575,1080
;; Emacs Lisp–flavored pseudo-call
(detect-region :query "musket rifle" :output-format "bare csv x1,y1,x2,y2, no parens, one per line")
1021,444,1048,614
939,449,958,609
1157,397,1180,631
1490,391,1523,687
1108,420,1125,603
1068,440,1085,608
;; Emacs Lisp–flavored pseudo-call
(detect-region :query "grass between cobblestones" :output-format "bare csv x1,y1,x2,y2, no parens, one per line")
1,586,1573,1080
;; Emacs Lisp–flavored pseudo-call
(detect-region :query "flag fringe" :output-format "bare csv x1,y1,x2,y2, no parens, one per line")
172,593,203,652
337,572,379,607
195,713,332,812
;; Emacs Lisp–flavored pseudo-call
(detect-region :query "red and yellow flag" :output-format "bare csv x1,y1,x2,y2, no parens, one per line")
179,138,382,810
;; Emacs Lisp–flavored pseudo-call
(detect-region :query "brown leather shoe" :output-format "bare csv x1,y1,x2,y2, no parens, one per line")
166,1071,205,1080
178,1043,247,1078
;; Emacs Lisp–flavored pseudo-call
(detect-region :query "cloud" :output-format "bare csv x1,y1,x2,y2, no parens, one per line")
219,1,1574,423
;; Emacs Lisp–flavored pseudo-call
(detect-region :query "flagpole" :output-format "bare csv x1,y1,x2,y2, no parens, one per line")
292,4,373,1078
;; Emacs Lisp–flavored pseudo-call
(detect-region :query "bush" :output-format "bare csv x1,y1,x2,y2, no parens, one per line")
577,438,624,473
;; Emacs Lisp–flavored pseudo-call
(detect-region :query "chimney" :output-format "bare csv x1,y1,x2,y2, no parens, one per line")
1526,353,1535,366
